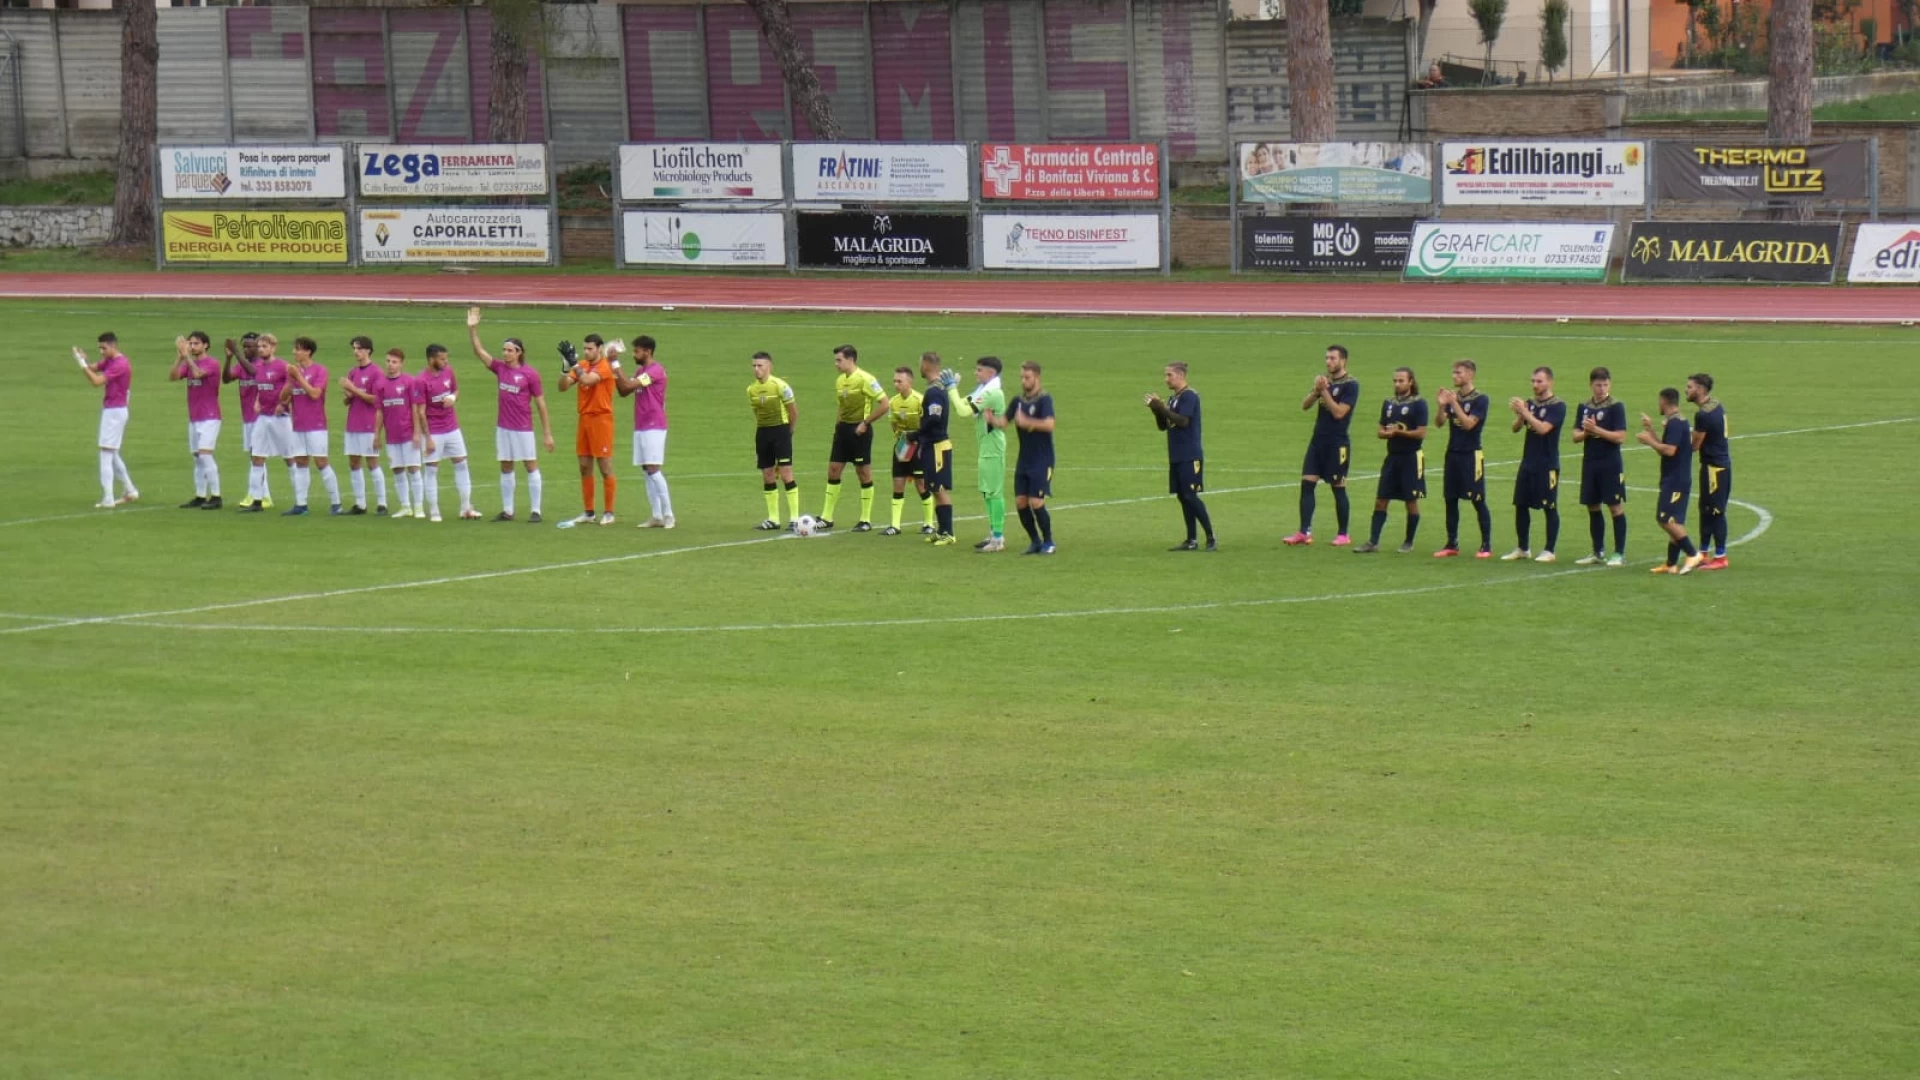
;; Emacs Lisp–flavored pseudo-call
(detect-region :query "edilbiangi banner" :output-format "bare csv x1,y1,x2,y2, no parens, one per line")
1240,217,1414,272
979,144,1161,200
1845,222,1920,283
796,212,970,270
792,143,970,203
1404,222,1614,281
359,208,551,264
161,146,348,200
358,144,548,197
162,211,348,263
981,215,1161,270
1440,141,1645,206
1653,141,1873,201
1238,142,1432,204
622,211,787,267
618,144,785,201
1623,221,1843,283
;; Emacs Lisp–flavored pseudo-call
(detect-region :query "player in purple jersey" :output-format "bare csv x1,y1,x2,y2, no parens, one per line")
337,335,388,515
239,332,293,513
279,337,342,516
615,334,675,528
467,306,554,523
169,331,223,509
75,331,137,508
223,332,260,467
378,348,429,518
418,343,477,521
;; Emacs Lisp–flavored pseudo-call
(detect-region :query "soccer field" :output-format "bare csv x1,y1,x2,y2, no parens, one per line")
2,297,1916,1079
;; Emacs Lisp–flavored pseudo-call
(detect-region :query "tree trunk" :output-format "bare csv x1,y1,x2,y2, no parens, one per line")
109,0,157,247
488,6,530,142
1768,0,1814,220
1416,0,1438,68
742,0,840,139
1284,0,1337,141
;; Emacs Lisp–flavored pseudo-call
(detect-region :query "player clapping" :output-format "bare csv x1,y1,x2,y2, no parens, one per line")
75,332,137,509
468,306,554,523
169,331,222,509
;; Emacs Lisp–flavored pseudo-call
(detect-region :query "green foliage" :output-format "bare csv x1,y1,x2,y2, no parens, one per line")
1330,0,1366,15
1468,0,1508,46
1540,0,1571,79
0,170,116,207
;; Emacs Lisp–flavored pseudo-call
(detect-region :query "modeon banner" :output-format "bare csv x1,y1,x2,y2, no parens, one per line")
160,145,348,200
792,143,970,203
358,144,548,197
1845,222,1920,283
1653,141,1873,202
162,210,348,263
1623,221,1843,283
1239,217,1414,272
979,144,1161,200
1404,221,1614,280
1440,141,1645,206
618,143,785,201
796,212,970,270
1238,142,1433,204
622,211,786,267
981,214,1160,270
359,208,551,264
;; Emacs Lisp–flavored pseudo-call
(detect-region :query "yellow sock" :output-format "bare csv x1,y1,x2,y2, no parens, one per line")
822,480,841,521
890,493,904,528
923,498,936,528
763,485,779,522
785,483,800,521
859,483,874,523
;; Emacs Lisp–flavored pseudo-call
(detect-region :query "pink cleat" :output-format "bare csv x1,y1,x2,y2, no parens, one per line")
1331,534,1351,547
1281,531,1312,546
1433,547,1460,558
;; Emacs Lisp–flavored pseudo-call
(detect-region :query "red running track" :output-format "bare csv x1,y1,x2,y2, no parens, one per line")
1,271,1915,324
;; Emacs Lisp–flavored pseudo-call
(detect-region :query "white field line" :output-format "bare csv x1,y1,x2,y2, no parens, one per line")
0,506,163,529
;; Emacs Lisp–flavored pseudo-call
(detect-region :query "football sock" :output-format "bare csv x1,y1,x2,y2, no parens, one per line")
527,470,543,514
351,468,366,507
372,467,387,509
453,460,473,510
1667,541,1679,566
1475,502,1493,549
292,465,310,507
1018,505,1039,543
1544,508,1560,552
112,453,134,495
1333,487,1351,534
1589,509,1606,555
936,503,953,535
859,482,874,523
424,465,441,516
319,465,339,506
603,474,617,513
203,455,220,498
1515,507,1531,550
763,483,779,521
1299,480,1316,532
501,472,517,514
1679,535,1698,557
1612,513,1628,556
1713,513,1729,554
1444,500,1460,547
1368,509,1387,546
581,474,596,514
822,480,842,521
248,462,265,502
650,472,672,519
784,481,800,521
98,450,115,502
1035,507,1052,543
923,497,936,528
1180,499,1197,542
986,494,1005,538
393,472,411,513
1404,510,1420,545
890,492,905,528
191,455,208,498
411,470,426,511
1190,496,1213,541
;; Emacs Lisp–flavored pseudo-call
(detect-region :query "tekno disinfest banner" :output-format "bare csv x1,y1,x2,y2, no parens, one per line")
1238,142,1433,204
163,211,348,263
792,143,970,203
1239,217,1414,272
1404,221,1614,280
359,208,551,264
358,144,548,197
1440,141,1645,206
1846,222,1920,283
796,213,970,270
618,144,785,201
979,144,1160,200
161,146,348,200
1652,141,1873,201
981,215,1161,270
1623,221,1842,283
622,211,787,267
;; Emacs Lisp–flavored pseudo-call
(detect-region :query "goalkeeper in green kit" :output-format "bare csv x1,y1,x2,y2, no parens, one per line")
953,355,1009,552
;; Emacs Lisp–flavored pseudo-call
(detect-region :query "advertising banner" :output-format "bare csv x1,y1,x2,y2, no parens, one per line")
358,208,551,264
796,212,970,270
162,210,349,263
622,211,787,267
981,214,1161,270
1846,222,1920,283
1239,217,1414,272
1623,221,1843,283
1440,141,1645,205
160,145,349,200
792,143,970,203
979,144,1161,201
1238,142,1432,204
617,143,785,201
1404,221,1614,281
1653,141,1873,201
357,144,548,197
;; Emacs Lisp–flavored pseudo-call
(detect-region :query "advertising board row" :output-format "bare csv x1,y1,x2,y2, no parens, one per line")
619,212,1163,270
160,208,553,264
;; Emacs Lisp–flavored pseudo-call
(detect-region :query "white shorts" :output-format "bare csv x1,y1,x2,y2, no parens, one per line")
188,419,221,453
97,407,129,450
343,431,377,457
495,427,537,463
633,428,668,467
387,440,422,469
425,428,468,463
250,415,292,459
291,429,328,459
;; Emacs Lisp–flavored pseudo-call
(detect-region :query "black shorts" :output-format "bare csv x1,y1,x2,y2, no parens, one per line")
1016,464,1054,499
1580,458,1626,507
1657,483,1691,525
892,455,924,480
1443,451,1485,503
755,425,793,470
1513,464,1559,510
830,421,872,466
1697,463,1731,515
1167,459,1203,496
1376,451,1426,501
1301,438,1351,483
920,440,954,493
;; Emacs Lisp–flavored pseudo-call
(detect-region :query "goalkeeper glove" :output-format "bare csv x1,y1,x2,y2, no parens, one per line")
937,368,958,389
556,340,578,372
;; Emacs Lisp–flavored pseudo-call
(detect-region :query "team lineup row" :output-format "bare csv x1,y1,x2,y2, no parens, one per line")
71,323,1733,568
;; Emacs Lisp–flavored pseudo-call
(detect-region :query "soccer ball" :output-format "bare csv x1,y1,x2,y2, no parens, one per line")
794,514,817,537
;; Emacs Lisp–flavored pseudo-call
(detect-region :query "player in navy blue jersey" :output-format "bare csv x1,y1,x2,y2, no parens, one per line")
1146,361,1214,551
1355,367,1427,553
1502,366,1567,563
917,351,958,546
1572,366,1629,567
1284,344,1359,547
1638,387,1705,575
1688,373,1732,571
1434,359,1493,558
1009,360,1057,555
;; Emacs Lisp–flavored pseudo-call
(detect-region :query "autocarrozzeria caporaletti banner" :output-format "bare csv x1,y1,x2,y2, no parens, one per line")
1622,220,1843,283
1652,141,1872,201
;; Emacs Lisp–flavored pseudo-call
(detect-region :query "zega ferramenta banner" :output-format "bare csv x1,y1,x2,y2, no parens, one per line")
796,212,970,270
358,144,548,197
1653,141,1872,202
1240,217,1413,272
1623,221,1843,283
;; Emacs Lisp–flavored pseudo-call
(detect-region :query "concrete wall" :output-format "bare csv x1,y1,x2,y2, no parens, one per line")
0,205,113,248
1627,70,1920,119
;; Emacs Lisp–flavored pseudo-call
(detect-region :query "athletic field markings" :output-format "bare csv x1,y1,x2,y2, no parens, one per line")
0,506,163,529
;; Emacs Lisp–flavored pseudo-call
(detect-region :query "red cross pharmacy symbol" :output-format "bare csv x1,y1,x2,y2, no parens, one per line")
983,146,1022,198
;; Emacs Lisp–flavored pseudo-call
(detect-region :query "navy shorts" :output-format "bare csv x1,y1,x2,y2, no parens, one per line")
1657,484,1691,525
1376,452,1427,501
1513,464,1559,510
1301,438,1350,483
1016,464,1053,499
892,455,923,480
829,421,872,466
1697,463,1731,515
1167,459,1203,495
920,441,954,493
1580,458,1626,507
1443,451,1485,503
755,425,793,470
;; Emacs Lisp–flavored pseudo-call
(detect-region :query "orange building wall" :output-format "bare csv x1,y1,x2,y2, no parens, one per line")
1650,0,1907,71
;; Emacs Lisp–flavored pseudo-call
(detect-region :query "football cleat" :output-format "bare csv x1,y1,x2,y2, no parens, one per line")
981,538,1005,553
1499,548,1531,561
920,524,936,535
816,519,835,531
973,537,994,550
1475,549,1492,559
329,504,344,516
1281,531,1312,546
1396,542,1415,554
598,513,615,526
259,496,272,509
1434,547,1461,558
1021,542,1043,555
852,521,872,533
1204,538,1218,552
492,511,514,522
1677,552,1705,575
1533,551,1558,563
1701,556,1729,571
661,516,676,529
117,491,140,505
573,511,596,525
1650,563,1674,574
1169,540,1199,552
639,517,666,528
348,505,367,515
755,519,781,531
201,496,223,510
1331,534,1351,547
528,511,543,524
1352,541,1379,553
461,508,483,520
1605,555,1626,568
1575,553,1605,566
1037,543,1056,555
179,496,206,509
881,526,901,536
428,512,443,523
94,499,118,510
281,505,309,517
375,505,387,516
932,533,956,546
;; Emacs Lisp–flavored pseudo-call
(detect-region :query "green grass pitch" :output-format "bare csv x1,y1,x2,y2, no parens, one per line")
1,297,1916,1079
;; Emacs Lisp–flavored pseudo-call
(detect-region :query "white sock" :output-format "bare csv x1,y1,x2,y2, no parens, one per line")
248,462,264,501
320,466,340,506
651,472,673,519
98,450,115,502
203,455,220,498
424,465,441,515
500,472,516,514
453,460,472,511
292,465,311,507
394,469,411,512
192,456,208,497
112,452,134,495
410,470,425,510
372,467,388,509
527,470,543,514
351,467,366,508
